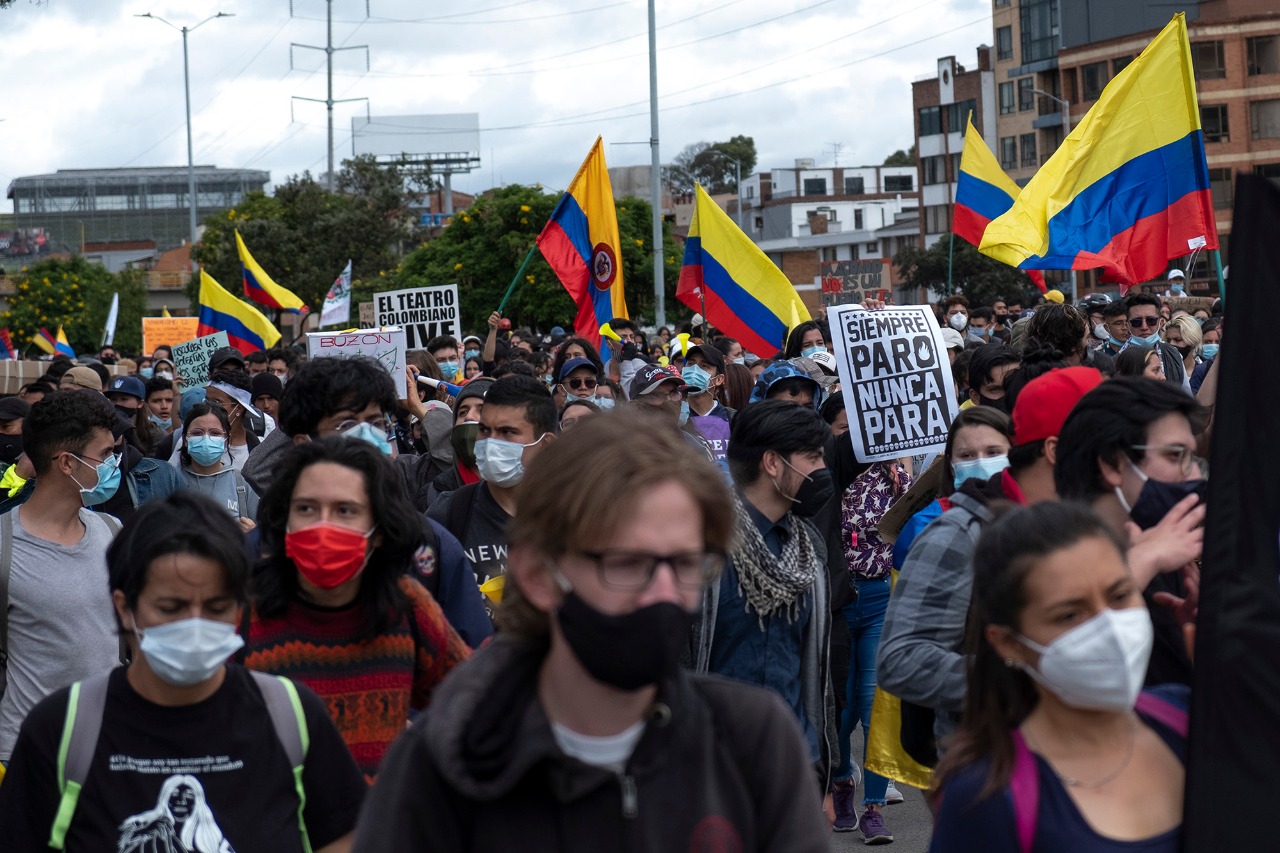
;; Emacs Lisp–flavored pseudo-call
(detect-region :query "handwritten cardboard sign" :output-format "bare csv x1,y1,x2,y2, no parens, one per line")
306,326,408,398
821,259,891,307
142,317,199,356
171,331,229,389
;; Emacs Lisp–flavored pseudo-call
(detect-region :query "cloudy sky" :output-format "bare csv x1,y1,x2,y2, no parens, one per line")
1,0,992,202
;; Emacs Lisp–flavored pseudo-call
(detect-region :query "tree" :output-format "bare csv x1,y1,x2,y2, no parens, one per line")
2,256,147,356
666,136,758,196
883,147,917,167
895,235,1040,307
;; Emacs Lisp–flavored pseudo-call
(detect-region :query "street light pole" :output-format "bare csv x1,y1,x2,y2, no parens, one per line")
136,12,234,270
1031,87,1075,300
647,0,665,329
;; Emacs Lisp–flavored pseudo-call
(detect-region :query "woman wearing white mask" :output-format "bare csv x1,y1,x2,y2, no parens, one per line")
0,492,366,852
929,502,1186,853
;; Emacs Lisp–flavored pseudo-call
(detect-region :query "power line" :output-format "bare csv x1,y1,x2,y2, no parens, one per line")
291,0,629,25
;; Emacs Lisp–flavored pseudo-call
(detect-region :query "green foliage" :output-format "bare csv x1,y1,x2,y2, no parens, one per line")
883,147,917,167
2,256,147,356
193,155,423,314
668,136,759,195
895,235,1039,307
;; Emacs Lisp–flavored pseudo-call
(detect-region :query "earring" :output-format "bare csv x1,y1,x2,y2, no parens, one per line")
1004,658,1015,667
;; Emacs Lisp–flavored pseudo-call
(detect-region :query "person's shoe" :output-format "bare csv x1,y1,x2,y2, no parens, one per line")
885,781,904,805
858,807,894,845
831,781,859,832
847,758,863,789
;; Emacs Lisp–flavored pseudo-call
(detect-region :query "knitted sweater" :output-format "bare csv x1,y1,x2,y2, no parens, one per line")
244,575,471,781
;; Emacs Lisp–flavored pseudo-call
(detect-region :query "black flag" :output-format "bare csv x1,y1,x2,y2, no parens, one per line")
1184,174,1280,851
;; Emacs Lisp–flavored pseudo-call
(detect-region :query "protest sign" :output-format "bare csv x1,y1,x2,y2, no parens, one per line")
307,326,409,398
141,317,199,355
373,284,461,349
1168,296,1214,312
829,304,958,463
820,260,892,307
358,301,375,327
171,331,229,389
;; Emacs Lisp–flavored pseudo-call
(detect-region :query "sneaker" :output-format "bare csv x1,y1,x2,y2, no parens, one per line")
857,807,894,845
885,781,904,805
831,781,858,832
847,758,863,790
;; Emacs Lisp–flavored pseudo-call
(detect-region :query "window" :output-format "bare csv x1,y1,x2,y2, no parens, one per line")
844,175,865,195
885,174,914,192
1000,137,1017,169
999,81,1016,115
1258,163,1280,188
754,216,764,230
925,205,952,234
1202,104,1230,142
802,177,828,195
822,247,838,262
854,209,864,230
1081,62,1109,100
1020,133,1038,167
1112,55,1133,76
997,26,1013,60
918,106,942,136
945,99,977,133
1208,168,1233,209
1191,41,1225,80
923,156,945,185
1062,67,1078,103
866,243,880,255
1018,77,1035,111
1251,99,1280,139
1248,36,1279,76
995,0,1009,7
1019,0,1059,64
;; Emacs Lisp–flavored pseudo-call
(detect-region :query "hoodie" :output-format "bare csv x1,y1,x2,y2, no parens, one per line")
178,462,258,520
354,636,829,853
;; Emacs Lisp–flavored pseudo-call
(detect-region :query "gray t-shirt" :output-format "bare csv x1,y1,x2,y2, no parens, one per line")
0,507,121,760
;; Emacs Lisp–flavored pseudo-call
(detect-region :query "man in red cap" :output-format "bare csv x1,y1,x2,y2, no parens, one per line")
877,366,1103,754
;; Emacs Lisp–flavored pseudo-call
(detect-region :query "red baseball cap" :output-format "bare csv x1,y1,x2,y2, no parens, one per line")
1012,366,1104,446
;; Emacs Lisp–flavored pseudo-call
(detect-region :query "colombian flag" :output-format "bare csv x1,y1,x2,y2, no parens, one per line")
677,184,809,358
197,269,282,355
980,13,1217,285
236,231,309,314
34,326,75,358
0,329,15,360
954,118,1047,293
536,137,628,350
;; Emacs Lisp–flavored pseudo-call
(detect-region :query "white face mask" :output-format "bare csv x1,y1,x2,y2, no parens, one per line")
135,616,245,687
474,433,546,488
1014,607,1153,711
948,313,968,331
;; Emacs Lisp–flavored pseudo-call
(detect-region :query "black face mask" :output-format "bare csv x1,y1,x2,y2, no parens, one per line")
1121,470,1207,530
451,422,480,469
978,394,1009,413
556,592,693,691
781,464,835,517
114,405,137,423
0,433,22,465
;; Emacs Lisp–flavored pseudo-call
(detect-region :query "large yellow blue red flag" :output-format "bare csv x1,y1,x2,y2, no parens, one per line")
676,184,809,357
980,13,1217,285
197,269,282,354
536,137,627,349
236,231,309,314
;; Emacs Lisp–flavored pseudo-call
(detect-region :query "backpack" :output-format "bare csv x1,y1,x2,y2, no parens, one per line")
47,671,312,852
1007,692,1189,853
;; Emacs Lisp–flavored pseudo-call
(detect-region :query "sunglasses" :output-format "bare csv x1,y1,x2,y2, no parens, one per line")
1128,316,1161,328
565,377,598,391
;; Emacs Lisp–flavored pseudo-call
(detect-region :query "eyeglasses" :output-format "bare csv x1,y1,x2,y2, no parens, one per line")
331,417,394,439
187,429,228,439
1128,316,1161,328
1131,444,1200,477
646,388,684,402
565,377,598,391
575,549,726,589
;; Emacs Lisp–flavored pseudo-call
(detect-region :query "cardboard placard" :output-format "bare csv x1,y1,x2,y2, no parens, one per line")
829,304,959,463
306,326,409,398
820,259,891,307
1167,296,1214,312
171,332,229,389
0,360,124,395
373,284,461,350
358,301,375,327
141,317,199,356
876,455,946,545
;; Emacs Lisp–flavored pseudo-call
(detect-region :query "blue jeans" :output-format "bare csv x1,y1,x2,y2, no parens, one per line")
833,577,891,806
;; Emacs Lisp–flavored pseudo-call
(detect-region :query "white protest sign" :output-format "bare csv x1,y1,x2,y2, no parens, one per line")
306,326,409,398
373,284,461,350
171,331,230,389
828,304,958,463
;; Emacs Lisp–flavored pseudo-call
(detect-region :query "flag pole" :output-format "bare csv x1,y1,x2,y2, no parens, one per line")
498,243,540,315
947,230,955,296
1211,248,1226,312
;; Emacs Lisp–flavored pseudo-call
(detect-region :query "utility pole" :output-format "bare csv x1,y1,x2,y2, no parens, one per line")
291,0,370,190
647,0,665,329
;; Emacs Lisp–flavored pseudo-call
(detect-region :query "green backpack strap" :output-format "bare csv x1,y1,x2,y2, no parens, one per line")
49,673,111,849
251,671,312,853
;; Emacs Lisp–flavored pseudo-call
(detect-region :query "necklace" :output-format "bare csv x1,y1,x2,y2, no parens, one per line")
1021,715,1139,789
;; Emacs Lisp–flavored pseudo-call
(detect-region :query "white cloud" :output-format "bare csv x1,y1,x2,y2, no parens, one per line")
0,0,991,199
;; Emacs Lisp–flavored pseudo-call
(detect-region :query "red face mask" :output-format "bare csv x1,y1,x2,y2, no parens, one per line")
285,523,372,590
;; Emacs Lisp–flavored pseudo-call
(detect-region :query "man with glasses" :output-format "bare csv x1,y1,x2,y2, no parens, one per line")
1054,376,1209,687
0,392,124,765
1124,293,1188,389
357,416,829,852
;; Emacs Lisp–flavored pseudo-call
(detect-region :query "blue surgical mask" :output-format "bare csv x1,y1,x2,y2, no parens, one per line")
139,367,154,379
1171,284,1185,295
594,395,616,411
345,421,393,456
150,414,173,431
438,360,460,378
186,435,226,467
1131,332,1161,347
681,363,712,393
952,454,1009,489
679,400,690,426
1201,343,1219,359
801,345,826,359
465,349,481,361
1107,335,1126,348
70,453,122,507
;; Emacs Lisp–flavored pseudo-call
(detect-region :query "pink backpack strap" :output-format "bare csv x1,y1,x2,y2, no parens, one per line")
1009,730,1039,853
1134,692,1190,737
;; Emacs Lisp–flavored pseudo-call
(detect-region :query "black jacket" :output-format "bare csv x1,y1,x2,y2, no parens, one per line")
354,636,829,853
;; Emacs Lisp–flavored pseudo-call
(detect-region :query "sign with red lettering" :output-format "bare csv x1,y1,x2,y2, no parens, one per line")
306,326,409,398
828,304,958,462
